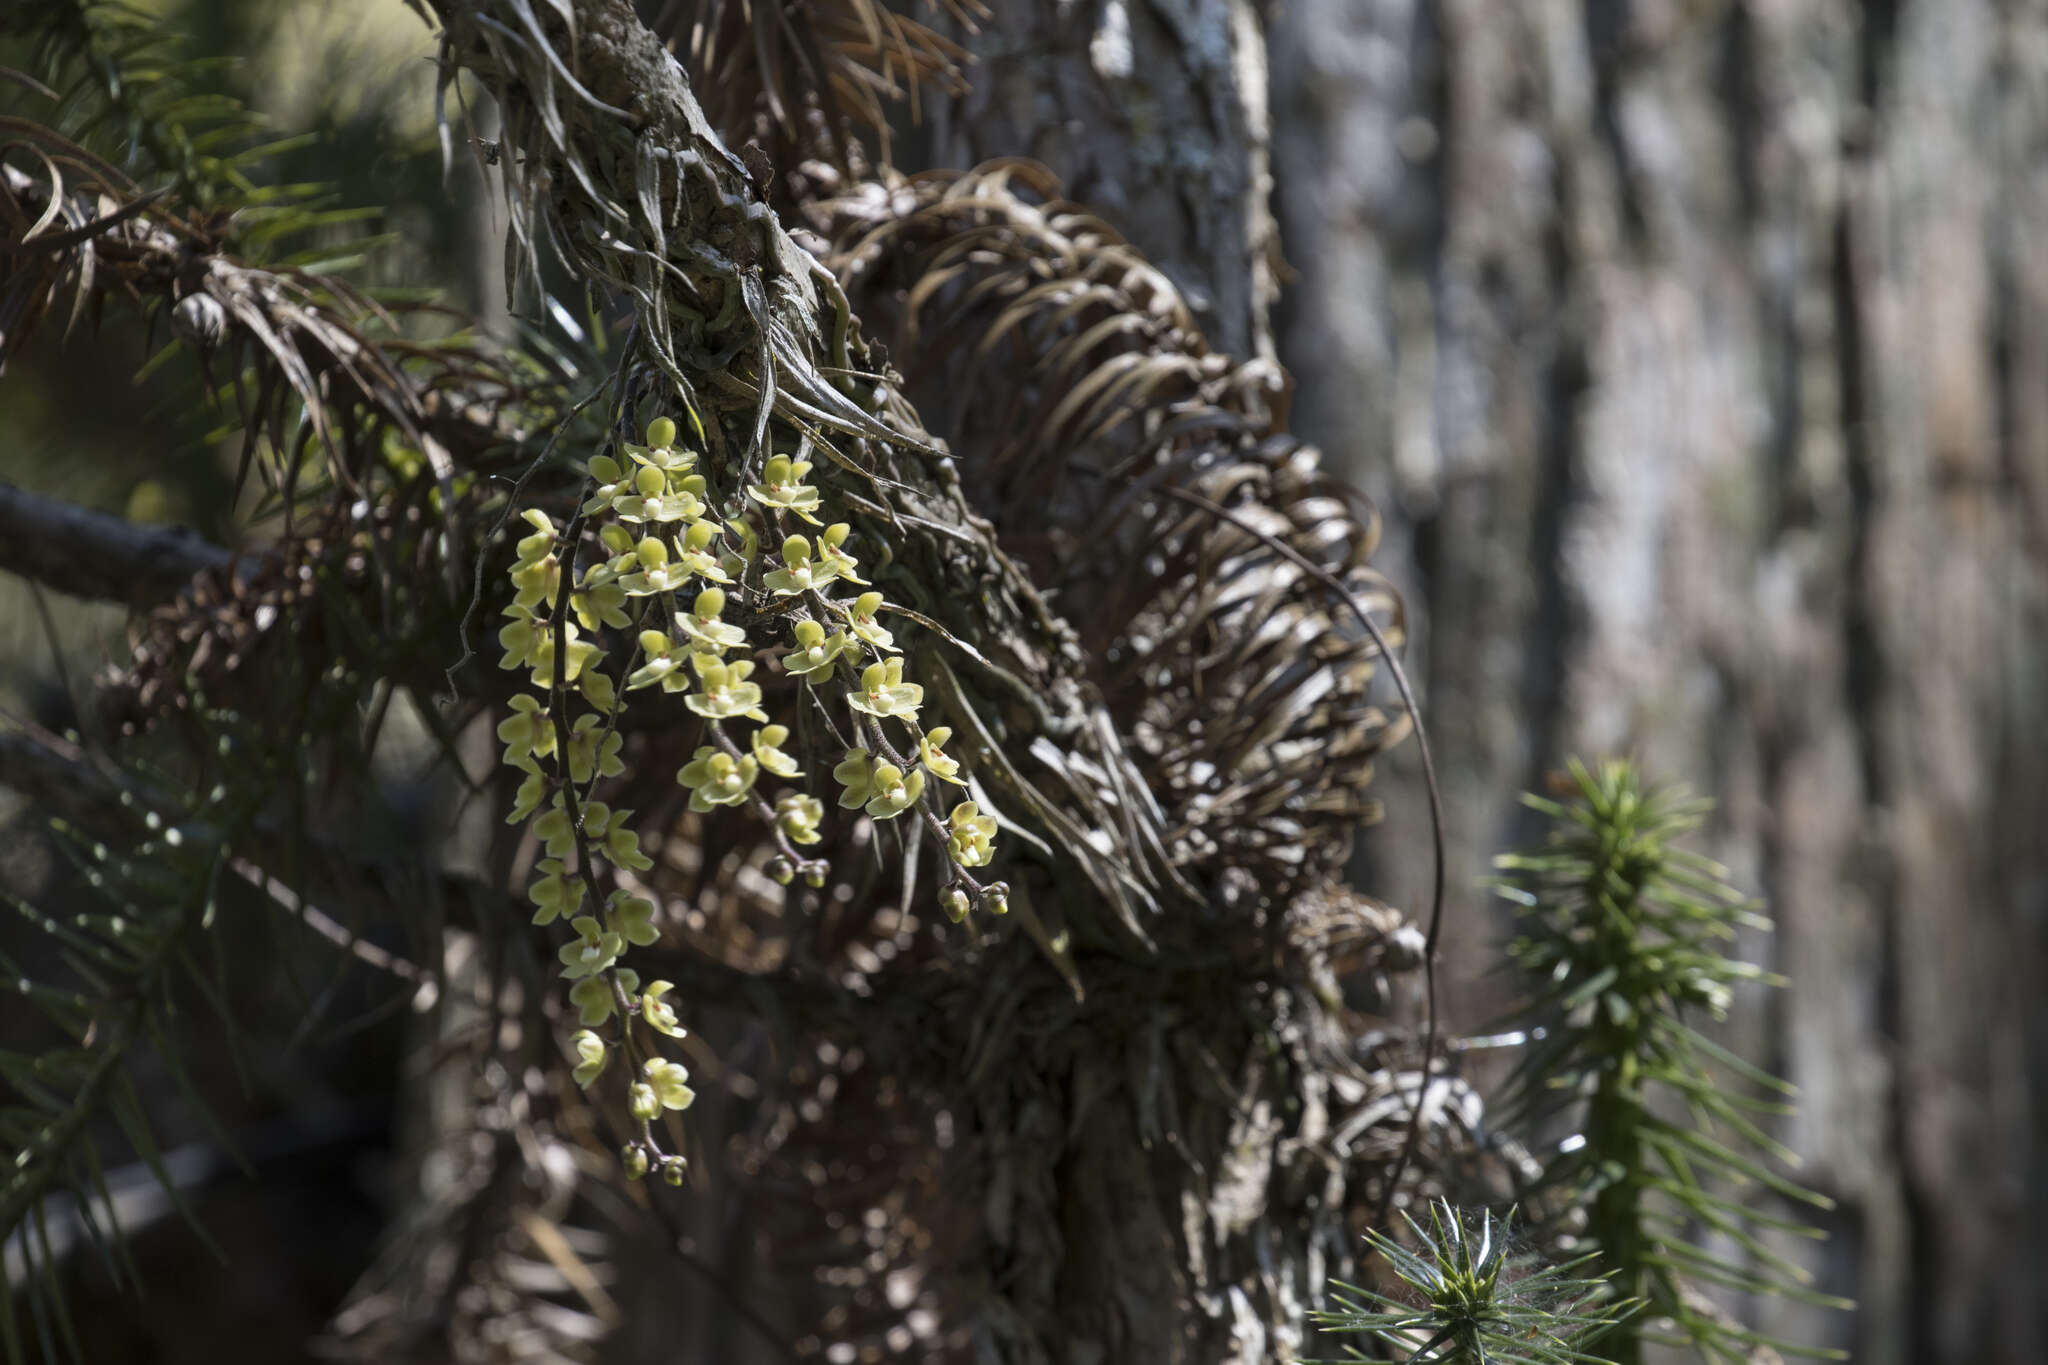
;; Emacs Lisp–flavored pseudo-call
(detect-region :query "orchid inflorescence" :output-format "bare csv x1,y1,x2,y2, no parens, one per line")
496,415,1007,1181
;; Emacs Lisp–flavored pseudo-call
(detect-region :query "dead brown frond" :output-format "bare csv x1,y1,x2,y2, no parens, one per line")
0,104,544,540
649,0,985,170
0,87,580,754
814,164,1411,901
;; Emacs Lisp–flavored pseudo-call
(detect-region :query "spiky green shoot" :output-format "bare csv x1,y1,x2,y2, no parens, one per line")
1312,1200,1631,1365
1496,759,1852,1363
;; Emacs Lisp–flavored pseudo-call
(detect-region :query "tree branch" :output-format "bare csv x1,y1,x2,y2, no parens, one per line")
2,160,543,502
0,480,236,608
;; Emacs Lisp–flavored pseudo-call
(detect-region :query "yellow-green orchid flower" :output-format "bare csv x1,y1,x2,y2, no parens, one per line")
919,726,964,785
847,657,922,721
832,748,874,810
787,619,851,682
747,453,823,524
677,746,760,810
865,762,925,821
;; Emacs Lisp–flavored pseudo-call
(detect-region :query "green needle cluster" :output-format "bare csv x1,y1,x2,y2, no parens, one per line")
1495,759,1852,1363
1312,1199,1632,1365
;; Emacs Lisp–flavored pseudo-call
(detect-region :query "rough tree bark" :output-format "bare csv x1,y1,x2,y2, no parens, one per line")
1271,2,2047,1362
922,0,1282,366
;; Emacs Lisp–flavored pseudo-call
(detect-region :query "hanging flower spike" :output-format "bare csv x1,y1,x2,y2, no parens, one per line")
498,603,543,672
627,629,690,693
596,522,636,567
720,515,759,581
752,723,802,777
510,550,560,613
526,618,602,691
685,655,768,722
515,508,556,560
617,535,689,597
647,472,712,523
572,1030,609,1086
565,713,625,783
607,890,660,947
528,859,586,926
580,668,620,713
625,415,696,473
817,522,869,585
787,619,851,683
919,726,964,785
613,463,667,523
590,804,654,871
510,508,559,610
848,657,923,722
497,693,555,770
747,453,823,524
582,452,634,515
673,519,732,582
763,534,821,596
534,798,578,859
946,801,998,867
865,762,925,821
573,978,617,1028
559,915,626,979
678,746,760,810
572,573,630,631
832,748,875,810
634,443,698,475
845,591,896,652
641,981,686,1037
776,792,826,845
507,768,547,824
643,1057,696,1111
676,587,748,653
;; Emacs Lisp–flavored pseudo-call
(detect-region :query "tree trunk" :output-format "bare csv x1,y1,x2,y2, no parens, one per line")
922,0,1281,364
1271,2,2047,1362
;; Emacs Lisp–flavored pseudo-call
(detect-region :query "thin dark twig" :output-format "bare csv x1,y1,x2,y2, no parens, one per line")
229,857,428,983
583,1101,802,1362
1157,484,1447,1231
0,186,169,254
648,1189,801,1362
24,580,83,741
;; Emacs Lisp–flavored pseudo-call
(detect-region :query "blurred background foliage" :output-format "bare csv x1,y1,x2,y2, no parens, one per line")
0,4,473,1356
0,0,467,732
